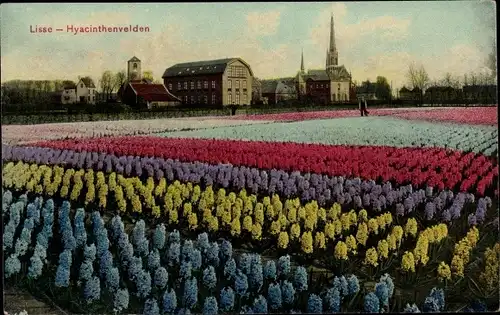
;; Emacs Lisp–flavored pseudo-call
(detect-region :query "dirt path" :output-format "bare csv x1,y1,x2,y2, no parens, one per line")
4,286,70,315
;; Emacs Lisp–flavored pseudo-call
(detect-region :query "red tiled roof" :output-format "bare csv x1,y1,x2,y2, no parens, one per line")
129,83,181,102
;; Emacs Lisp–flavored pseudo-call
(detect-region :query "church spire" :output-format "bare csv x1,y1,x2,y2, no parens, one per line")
300,49,305,73
329,13,336,52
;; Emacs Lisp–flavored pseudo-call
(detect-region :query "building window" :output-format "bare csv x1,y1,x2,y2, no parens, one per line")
228,80,232,89
228,67,232,77
191,81,195,90
88,96,90,101
198,95,201,103
212,81,216,89
168,83,173,90
243,80,247,89
204,81,208,89
197,81,201,89
178,82,181,90
212,94,216,104
81,84,84,88
184,96,188,103
133,63,137,69
191,95,195,103
184,82,188,90
235,93,240,104
204,95,208,104
243,94,247,103
235,80,240,89
228,93,232,104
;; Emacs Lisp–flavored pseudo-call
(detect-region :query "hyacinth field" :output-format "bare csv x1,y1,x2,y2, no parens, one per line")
2,106,499,314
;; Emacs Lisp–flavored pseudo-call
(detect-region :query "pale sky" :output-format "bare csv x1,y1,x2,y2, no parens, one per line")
1,2,497,90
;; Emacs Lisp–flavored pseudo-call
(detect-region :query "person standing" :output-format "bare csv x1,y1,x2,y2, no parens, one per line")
359,97,369,116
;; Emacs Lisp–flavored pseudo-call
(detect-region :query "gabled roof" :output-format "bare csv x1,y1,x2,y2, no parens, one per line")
261,80,279,94
162,58,253,78
128,56,141,62
304,69,330,81
79,77,96,88
63,82,77,89
129,82,181,102
399,86,410,92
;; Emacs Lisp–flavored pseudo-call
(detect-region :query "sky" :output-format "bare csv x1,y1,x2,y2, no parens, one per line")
1,2,497,91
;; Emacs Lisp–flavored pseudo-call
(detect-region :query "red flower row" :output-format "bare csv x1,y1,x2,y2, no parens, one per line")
32,136,498,195
226,106,497,125
388,106,497,126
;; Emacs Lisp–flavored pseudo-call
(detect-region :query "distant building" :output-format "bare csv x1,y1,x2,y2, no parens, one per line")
296,14,352,104
76,77,97,104
399,86,421,101
356,81,377,100
60,82,77,104
119,56,181,108
162,58,253,106
424,86,461,103
261,78,297,105
56,78,95,104
463,85,497,103
252,78,262,104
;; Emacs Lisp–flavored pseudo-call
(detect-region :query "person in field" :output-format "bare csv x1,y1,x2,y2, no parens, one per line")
359,97,369,116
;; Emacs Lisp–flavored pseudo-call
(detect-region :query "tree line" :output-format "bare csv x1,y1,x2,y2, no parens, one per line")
1,70,158,112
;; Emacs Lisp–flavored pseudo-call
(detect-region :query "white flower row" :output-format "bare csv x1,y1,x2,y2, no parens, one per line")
1,118,274,145
159,116,498,155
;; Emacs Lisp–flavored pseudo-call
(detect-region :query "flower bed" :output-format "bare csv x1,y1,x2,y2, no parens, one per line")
24,136,498,195
156,117,498,155
389,107,498,126
0,118,274,145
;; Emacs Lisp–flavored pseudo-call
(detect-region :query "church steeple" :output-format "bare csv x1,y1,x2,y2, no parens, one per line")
329,13,336,52
326,13,339,73
300,49,305,73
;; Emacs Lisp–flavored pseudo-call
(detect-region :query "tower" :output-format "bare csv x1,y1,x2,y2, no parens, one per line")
326,13,338,75
127,56,142,81
300,49,305,74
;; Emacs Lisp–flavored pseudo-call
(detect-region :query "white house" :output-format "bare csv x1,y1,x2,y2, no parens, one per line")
75,77,96,104
59,77,96,104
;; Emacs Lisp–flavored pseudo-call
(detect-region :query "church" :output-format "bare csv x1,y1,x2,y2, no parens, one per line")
296,14,353,104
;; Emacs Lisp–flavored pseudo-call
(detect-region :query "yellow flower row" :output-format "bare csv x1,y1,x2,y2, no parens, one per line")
400,224,449,273
479,243,500,292
450,227,480,277
4,161,432,265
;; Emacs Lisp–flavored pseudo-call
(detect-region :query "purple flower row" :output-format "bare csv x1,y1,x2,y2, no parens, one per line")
2,144,491,223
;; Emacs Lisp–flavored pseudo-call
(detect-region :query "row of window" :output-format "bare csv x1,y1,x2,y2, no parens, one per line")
309,83,344,89
227,93,247,104
183,94,217,104
168,80,217,91
227,79,247,89
228,65,245,77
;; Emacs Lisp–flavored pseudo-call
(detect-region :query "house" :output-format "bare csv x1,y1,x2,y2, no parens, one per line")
60,82,77,104
463,85,497,103
76,77,97,104
424,86,461,103
296,15,352,104
260,78,297,105
56,79,95,104
162,57,254,106
120,81,181,109
399,86,421,101
356,81,377,100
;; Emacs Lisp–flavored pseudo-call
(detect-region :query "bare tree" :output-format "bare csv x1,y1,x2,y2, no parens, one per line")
115,70,127,88
406,62,430,105
100,70,115,100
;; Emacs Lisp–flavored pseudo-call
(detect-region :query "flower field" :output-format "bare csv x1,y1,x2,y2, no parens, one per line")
2,106,499,314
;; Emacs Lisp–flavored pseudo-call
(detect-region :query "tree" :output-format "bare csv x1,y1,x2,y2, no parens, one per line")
99,71,116,101
143,70,154,82
375,76,391,100
115,70,127,89
406,63,429,106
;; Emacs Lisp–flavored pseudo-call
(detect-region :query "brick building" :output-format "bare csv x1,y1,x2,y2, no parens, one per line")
162,58,253,106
